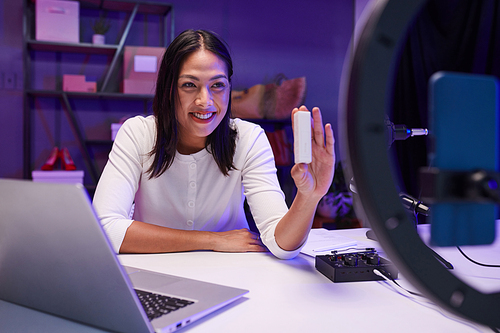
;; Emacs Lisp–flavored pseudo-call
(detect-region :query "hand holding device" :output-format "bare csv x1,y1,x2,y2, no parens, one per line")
289,106,335,200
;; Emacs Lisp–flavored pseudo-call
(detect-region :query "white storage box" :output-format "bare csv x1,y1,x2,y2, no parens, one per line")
36,0,80,43
32,170,84,185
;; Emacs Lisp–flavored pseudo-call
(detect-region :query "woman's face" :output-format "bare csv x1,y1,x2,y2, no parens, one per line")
175,49,230,154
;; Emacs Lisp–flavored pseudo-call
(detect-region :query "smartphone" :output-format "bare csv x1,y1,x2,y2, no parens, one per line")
427,71,498,246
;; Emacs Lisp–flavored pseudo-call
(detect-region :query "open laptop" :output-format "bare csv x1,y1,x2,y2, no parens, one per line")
0,179,248,332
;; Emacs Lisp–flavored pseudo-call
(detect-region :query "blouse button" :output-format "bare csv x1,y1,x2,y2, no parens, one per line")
190,182,196,189
190,163,196,169
187,220,194,227
188,201,195,208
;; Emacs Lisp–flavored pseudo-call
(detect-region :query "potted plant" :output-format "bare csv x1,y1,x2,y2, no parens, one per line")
91,14,111,45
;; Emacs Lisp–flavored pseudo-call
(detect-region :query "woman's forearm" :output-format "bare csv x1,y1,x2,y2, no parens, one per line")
274,191,321,251
119,221,214,253
119,220,266,254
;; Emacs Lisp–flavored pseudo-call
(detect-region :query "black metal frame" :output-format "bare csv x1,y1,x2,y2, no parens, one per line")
339,0,500,328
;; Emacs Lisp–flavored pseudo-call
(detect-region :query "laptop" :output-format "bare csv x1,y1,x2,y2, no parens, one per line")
0,179,248,332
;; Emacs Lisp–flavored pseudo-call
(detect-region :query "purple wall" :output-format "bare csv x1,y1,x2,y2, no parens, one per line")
0,0,359,181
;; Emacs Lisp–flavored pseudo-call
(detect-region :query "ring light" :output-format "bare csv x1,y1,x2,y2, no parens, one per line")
339,0,500,328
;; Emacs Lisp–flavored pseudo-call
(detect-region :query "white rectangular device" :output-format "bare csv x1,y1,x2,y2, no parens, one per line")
293,111,312,164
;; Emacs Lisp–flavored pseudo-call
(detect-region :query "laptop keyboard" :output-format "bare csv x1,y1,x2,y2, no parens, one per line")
135,289,195,321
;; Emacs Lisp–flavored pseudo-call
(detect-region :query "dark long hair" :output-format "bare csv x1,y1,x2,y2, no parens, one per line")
148,29,237,178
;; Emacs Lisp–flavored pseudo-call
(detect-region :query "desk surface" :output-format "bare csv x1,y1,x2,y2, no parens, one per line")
1,225,499,332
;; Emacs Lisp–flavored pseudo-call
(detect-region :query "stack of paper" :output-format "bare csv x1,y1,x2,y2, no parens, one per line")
301,228,357,257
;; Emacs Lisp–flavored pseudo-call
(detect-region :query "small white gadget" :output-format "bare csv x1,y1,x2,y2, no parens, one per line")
293,111,312,164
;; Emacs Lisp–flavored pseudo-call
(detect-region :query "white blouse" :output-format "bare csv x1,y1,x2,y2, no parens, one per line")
93,115,302,259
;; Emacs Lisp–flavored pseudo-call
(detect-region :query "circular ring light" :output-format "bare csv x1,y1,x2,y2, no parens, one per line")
340,0,500,328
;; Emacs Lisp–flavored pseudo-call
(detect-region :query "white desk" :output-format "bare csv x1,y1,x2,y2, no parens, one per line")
118,225,499,333
1,225,498,332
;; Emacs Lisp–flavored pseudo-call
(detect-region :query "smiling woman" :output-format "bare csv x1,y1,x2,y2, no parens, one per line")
92,29,335,260
175,50,231,155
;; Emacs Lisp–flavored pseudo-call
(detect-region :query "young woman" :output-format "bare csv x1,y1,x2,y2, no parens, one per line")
93,29,335,259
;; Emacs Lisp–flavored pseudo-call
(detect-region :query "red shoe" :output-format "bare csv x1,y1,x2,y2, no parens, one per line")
59,147,76,171
41,147,60,171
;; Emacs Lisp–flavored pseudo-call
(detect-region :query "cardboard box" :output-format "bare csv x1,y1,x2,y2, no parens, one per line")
123,46,165,94
123,79,156,95
32,170,85,185
36,0,79,43
63,75,97,93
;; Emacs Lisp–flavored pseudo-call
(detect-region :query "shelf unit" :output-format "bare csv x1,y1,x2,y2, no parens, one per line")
23,0,174,189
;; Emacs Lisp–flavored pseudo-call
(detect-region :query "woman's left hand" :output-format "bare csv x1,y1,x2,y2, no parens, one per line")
290,105,335,201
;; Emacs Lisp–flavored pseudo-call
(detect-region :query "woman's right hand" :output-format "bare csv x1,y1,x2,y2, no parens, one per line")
210,228,268,253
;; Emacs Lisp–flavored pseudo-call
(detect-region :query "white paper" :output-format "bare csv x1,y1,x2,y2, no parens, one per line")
301,228,357,257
